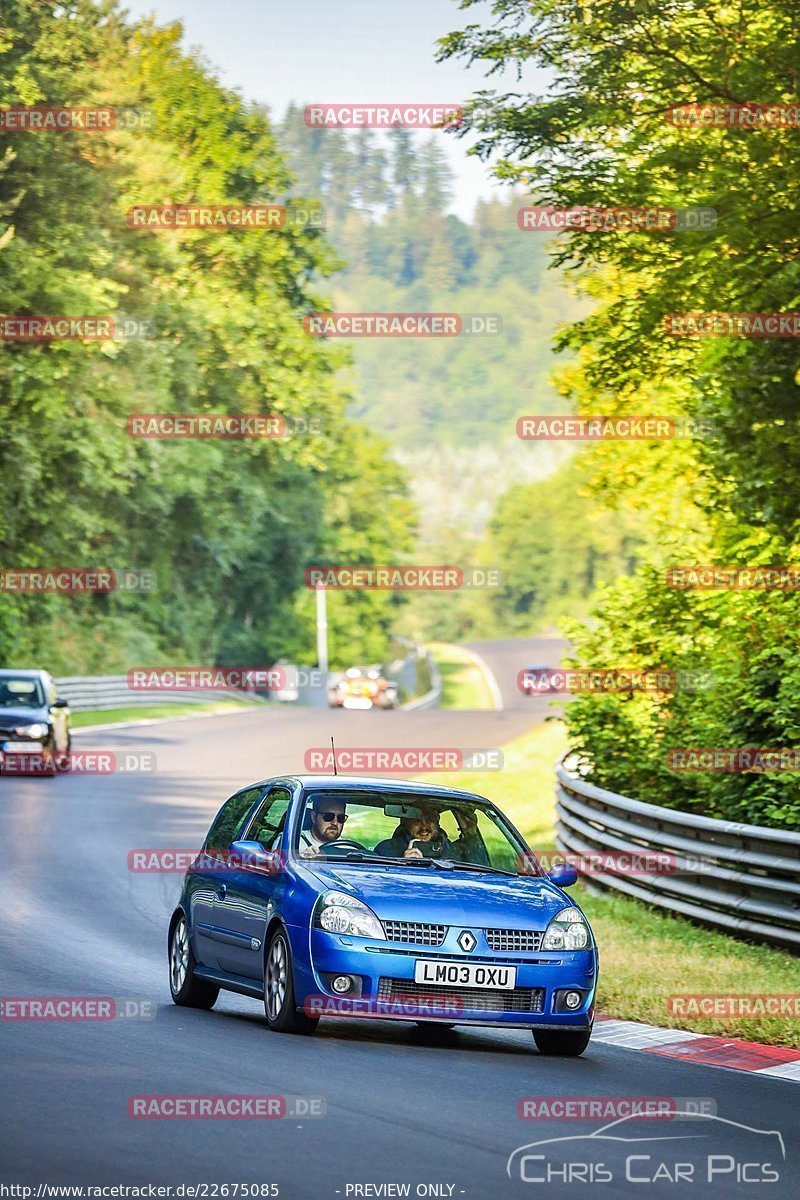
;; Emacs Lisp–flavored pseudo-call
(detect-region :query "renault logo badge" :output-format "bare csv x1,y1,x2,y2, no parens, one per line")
458,930,477,953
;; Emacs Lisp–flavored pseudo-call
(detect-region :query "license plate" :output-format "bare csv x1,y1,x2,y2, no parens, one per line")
414,959,517,989
2,742,45,753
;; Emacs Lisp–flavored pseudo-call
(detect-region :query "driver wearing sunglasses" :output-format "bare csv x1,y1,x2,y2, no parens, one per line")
299,796,348,857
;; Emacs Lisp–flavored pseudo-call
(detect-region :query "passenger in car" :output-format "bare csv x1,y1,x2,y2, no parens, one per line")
375,805,452,859
376,804,489,864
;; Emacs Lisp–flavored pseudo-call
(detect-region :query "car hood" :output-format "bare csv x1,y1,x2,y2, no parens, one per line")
303,860,575,929
0,706,48,727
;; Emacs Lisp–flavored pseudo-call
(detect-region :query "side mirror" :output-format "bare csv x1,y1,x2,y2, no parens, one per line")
52,697,69,708
547,862,578,888
228,840,284,875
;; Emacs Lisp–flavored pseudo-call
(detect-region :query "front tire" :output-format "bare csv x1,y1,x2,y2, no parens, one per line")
169,915,219,1009
264,928,318,1034
533,1027,592,1057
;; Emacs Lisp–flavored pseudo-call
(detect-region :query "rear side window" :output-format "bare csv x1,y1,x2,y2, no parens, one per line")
204,786,264,852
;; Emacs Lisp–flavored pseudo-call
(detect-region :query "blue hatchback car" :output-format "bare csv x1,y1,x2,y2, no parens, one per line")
168,775,598,1055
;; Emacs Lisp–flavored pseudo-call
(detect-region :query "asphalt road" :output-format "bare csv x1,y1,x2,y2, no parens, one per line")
466,636,570,712
1,693,797,1197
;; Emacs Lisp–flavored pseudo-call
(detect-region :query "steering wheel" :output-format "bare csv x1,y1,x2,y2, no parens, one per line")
319,838,369,856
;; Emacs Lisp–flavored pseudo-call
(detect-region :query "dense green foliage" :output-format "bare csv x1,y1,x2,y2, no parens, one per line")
278,105,580,451
477,456,646,633
0,1,414,673
441,0,800,827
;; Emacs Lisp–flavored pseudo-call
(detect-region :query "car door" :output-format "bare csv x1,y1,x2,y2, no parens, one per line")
189,785,265,969
213,784,294,979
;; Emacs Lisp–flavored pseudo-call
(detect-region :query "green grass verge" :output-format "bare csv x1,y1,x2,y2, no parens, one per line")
70,699,262,727
429,641,495,711
416,719,800,1048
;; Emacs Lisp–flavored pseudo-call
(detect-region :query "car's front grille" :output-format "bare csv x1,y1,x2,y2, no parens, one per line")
383,920,447,947
377,977,544,1014
484,928,544,952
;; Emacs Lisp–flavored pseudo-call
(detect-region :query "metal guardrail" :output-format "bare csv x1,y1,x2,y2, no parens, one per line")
556,757,800,951
54,676,265,712
401,648,442,712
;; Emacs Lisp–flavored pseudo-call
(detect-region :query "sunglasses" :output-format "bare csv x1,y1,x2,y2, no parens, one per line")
317,811,348,824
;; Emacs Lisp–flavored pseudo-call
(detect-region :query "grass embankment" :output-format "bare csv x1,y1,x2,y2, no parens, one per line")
428,642,496,710
70,700,261,727
418,720,800,1048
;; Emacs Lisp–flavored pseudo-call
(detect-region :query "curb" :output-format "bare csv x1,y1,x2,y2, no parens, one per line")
593,1015,800,1081
458,645,504,712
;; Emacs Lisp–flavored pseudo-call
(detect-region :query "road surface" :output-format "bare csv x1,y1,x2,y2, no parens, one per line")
1,680,796,1197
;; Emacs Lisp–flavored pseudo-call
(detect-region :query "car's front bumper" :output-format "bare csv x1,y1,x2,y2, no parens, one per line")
303,929,597,1028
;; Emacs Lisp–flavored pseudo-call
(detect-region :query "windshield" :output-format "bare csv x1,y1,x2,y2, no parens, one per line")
295,790,535,874
0,677,44,708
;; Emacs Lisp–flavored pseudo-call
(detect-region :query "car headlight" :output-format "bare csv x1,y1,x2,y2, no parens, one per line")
13,724,47,739
542,906,590,951
316,891,385,939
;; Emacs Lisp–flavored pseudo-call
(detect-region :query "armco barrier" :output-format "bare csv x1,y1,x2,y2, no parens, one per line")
401,649,442,712
54,675,266,712
555,757,800,951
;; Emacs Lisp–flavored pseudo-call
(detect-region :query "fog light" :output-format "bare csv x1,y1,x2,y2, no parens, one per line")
565,990,582,1009
332,975,352,994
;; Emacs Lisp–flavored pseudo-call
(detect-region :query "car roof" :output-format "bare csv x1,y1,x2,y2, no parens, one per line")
0,668,48,678
250,774,489,802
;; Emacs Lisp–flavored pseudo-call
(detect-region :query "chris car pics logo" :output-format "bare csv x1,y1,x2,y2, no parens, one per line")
507,1112,785,1185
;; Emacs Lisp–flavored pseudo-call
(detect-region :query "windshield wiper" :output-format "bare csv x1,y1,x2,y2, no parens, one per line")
440,860,517,877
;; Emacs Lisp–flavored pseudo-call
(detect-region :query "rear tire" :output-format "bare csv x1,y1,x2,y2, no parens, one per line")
533,1027,592,1057
264,928,319,1035
169,915,219,1009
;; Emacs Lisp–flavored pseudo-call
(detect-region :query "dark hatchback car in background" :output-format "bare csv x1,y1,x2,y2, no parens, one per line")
0,669,71,770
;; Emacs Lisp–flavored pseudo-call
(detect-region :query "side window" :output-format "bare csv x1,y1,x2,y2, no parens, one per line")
204,787,264,852
245,787,293,849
